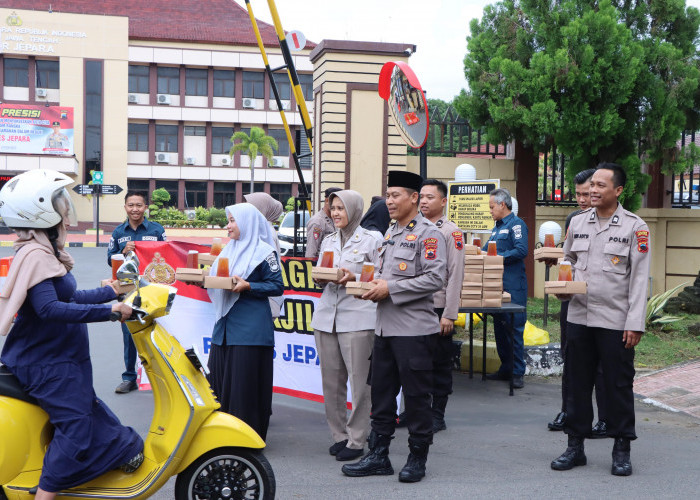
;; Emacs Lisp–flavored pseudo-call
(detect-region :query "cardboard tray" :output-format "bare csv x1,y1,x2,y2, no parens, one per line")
100,279,135,295
460,299,483,308
482,298,502,307
544,280,587,294
464,254,485,264
198,253,217,266
483,290,503,300
345,281,377,296
464,265,484,274
534,247,565,261
203,275,237,289
483,255,504,265
502,291,511,303
175,268,205,283
462,281,483,289
464,273,483,283
463,245,480,255
312,267,344,281
461,289,482,298
482,281,504,290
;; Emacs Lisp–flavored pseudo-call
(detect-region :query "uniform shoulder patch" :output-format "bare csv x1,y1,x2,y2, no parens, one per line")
512,225,522,239
452,231,463,250
635,229,649,253
313,227,321,240
265,253,280,272
423,237,438,260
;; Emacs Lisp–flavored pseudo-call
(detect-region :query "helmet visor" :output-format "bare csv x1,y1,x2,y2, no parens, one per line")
52,188,77,226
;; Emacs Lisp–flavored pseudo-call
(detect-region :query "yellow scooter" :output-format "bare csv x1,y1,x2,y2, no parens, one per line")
0,254,275,499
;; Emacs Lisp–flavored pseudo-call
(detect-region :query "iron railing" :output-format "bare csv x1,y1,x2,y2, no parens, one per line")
422,106,507,157
537,146,577,207
672,131,700,208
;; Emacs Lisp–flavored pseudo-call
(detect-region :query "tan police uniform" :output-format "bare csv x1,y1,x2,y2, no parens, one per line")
371,213,446,448
311,226,383,450
562,203,650,439
45,132,69,149
305,210,336,259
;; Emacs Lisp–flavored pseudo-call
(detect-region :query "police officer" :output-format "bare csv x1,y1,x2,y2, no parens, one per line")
342,171,446,483
551,163,650,476
108,192,166,393
419,179,464,432
483,188,528,389
44,121,69,149
305,187,342,259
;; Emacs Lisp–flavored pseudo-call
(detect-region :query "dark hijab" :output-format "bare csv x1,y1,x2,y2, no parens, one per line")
360,198,391,234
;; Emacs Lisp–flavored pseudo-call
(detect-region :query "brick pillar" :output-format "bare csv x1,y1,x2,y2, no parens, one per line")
514,141,538,297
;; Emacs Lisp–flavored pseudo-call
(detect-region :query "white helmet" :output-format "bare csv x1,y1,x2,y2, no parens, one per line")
0,170,77,229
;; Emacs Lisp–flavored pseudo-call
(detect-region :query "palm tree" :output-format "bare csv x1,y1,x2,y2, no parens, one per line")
230,127,278,195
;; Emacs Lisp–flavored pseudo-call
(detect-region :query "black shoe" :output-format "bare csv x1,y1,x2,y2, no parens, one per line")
551,436,587,471
395,411,407,428
591,420,608,439
115,380,138,394
398,443,429,483
611,438,632,476
485,372,509,381
432,417,447,433
336,447,364,461
512,376,524,389
342,432,394,477
120,452,144,473
329,439,348,456
548,411,567,431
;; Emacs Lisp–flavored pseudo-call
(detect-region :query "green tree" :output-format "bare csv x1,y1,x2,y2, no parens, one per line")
457,0,700,210
230,127,278,195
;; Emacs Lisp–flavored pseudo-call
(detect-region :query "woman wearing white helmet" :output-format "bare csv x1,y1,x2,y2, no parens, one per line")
0,170,142,499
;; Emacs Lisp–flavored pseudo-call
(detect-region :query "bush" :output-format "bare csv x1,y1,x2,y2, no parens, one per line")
151,188,171,208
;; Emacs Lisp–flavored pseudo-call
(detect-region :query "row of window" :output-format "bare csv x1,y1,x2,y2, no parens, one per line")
129,65,313,101
3,58,59,88
127,179,294,209
128,123,292,156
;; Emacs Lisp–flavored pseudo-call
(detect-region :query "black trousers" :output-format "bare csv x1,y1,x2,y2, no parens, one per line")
370,334,437,446
432,308,454,398
559,302,607,421
208,344,274,441
563,323,636,440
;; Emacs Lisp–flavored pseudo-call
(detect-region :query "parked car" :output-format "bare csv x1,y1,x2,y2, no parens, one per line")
278,210,309,256
673,187,699,205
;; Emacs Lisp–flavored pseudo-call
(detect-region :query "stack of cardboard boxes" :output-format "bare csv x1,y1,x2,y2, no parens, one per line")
460,246,506,308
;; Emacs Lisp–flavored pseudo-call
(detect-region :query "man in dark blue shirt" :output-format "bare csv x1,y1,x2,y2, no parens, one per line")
108,192,166,393
483,188,529,389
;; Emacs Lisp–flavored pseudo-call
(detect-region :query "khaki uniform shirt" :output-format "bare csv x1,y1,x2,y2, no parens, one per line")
305,210,335,259
564,204,650,332
376,213,446,337
310,226,383,333
432,216,465,320
45,132,69,149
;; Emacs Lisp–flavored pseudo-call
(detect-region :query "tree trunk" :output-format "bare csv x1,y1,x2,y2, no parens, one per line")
514,141,538,298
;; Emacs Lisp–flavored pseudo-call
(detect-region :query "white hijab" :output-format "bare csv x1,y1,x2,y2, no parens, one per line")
208,203,282,322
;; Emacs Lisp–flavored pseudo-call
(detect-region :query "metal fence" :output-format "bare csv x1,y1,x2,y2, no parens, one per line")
424,106,507,157
673,132,700,208
536,147,577,207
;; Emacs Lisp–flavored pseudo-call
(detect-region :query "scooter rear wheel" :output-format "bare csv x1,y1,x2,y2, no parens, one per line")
175,447,275,500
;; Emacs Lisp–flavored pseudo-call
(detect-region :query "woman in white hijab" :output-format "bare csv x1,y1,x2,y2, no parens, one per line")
207,203,284,441
311,190,383,461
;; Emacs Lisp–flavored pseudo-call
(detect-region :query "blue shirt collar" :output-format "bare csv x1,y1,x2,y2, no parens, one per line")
125,218,150,232
496,212,514,227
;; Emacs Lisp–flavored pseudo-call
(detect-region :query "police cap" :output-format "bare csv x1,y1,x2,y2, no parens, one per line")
387,170,423,192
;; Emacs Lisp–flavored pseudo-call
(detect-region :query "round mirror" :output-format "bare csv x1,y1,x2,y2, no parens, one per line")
378,61,429,149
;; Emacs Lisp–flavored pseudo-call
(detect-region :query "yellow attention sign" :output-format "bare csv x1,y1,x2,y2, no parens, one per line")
447,179,500,231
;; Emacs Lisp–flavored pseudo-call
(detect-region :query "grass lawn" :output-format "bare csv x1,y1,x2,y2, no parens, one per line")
454,297,700,370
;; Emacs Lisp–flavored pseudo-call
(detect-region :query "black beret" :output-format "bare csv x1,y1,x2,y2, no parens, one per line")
387,170,423,192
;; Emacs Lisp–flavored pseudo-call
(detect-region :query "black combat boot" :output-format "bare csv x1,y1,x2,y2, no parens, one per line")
341,431,394,477
611,437,632,476
431,396,448,433
551,436,587,471
398,442,429,483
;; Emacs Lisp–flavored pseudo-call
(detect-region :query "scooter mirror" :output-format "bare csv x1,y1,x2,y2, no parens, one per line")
117,260,140,283
124,251,140,270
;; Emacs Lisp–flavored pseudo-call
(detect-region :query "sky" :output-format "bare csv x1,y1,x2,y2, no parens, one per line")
241,0,700,103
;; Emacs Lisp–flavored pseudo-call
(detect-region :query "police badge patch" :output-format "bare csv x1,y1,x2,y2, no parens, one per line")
423,238,438,260
265,254,280,272
513,225,522,239
452,231,463,250
313,227,321,240
635,230,649,253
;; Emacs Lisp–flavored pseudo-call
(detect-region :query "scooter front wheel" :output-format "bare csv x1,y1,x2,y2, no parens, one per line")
175,447,275,500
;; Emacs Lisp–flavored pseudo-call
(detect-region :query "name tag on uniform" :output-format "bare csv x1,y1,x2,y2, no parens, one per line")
499,229,509,234
117,236,131,244
141,236,158,241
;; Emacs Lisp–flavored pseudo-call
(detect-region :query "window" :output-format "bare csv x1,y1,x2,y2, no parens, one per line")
213,69,235,97
242,71,264,98
155,125,178,152
269,73,291,100
270,183,292,205
84,60,102,183
213,182,235,207
128,65,149,93
212,127,234,154
127,179,150,200
185,68,207,96
157,67,180,94
128,123,149,151
296,129,312,169
155,180,179,208
242,182,265,196
298,74,313,101
3,58,28,87
185,181,207,208
36,60,59,89
267,129,289,157
184,126,206,136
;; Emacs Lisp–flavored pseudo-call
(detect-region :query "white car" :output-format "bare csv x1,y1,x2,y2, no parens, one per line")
277,210,309,256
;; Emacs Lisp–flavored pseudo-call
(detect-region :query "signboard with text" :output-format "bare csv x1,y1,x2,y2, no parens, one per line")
447,179,500,232
0,104,74,156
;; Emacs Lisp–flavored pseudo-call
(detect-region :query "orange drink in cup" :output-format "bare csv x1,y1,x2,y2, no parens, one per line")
558,261,573,281
487,241,498,256
111,254,125,280
210,238,223,256
320,251,334,268
216,257,230,277
360,262,375,282
186,250,199,269
544,234,555,248
472,237,481,248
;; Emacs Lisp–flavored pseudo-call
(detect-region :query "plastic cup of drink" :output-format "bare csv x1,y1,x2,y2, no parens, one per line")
360,262,375,282
216,257,230,277
472,237,481,248
186,250,199,268
320,251,334,268
111,254,125,280
211,238,223,256
544,234,555,248
558,261,572,281
487,241,498,256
